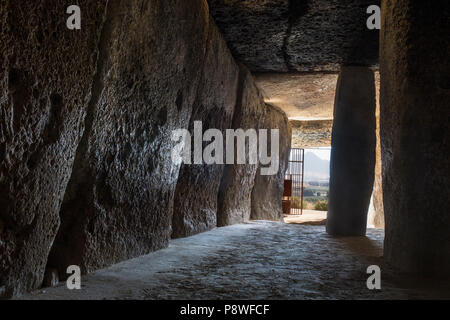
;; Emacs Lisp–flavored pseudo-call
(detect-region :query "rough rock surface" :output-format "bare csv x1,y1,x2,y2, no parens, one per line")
1,0,292,298
370,116,384,228
255,73,337,120
208,0,380,72
217,65,267,226
368,72,384,229
251,104,291,221
291,120,332,148
46,0,210,276
380,0,450,275
171,21,239,238
327,66,376,236
0,0,108,298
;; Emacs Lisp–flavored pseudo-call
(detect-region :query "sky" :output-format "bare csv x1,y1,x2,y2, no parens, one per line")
305,147,331,161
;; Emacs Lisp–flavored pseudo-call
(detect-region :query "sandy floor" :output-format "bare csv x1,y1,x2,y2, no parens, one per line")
18,221,450,300
284,210,327,225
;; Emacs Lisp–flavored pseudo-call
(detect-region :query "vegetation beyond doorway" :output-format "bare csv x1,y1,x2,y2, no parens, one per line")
303,147,330,211
283,147,331,215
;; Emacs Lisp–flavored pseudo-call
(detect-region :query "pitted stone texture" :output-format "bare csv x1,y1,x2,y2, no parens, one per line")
208,0,380,72
380,0,450,276
47,0,210,276
291,120,332,148
171,21,239,239
0,0,107,298
251,104,291,221
217,65,267,226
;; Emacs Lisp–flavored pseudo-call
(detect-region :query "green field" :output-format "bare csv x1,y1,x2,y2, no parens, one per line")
303,185,329,210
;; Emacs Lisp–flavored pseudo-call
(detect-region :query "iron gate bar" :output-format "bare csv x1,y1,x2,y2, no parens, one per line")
285,148,305,215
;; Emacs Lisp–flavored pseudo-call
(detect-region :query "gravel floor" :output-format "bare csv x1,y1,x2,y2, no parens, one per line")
18,221,450,300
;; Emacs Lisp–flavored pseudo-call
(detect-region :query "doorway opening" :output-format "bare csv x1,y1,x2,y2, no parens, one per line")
303,147,330,212
283,147,331,225
283,148,305,215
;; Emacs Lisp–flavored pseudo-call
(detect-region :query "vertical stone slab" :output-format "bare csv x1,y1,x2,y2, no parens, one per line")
0,0,108,297
326,66,376,236
380,0,450,275
217,65,266,226
251,104,291,221
47,0,210,276
368,72,384,229
368,114,384,229
171,21,239,239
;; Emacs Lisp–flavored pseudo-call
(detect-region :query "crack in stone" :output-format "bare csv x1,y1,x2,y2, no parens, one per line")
282,0,311,71
46,0,115,271
60,0,114,202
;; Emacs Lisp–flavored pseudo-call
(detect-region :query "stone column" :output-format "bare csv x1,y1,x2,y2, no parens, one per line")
380,0,450,276
326,66,376,236
368,72,385,229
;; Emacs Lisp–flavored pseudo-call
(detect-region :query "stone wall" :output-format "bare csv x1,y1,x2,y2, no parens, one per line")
171,20,239,239
217,65,267,226
46,0,210,277
380,0,450,276
0,0,108,298
251,104,291,221
0,0,291,297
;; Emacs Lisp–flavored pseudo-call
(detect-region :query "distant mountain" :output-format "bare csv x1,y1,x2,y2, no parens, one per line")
304,152,330,181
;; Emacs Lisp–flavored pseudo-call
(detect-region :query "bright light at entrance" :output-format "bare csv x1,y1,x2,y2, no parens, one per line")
303,147,330,211
283,147,331,219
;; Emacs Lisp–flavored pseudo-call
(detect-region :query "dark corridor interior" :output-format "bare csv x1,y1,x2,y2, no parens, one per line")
0,0,449,302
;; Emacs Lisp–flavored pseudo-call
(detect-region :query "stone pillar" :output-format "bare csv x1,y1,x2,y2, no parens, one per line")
326,66,376,236
380,0,450,276
368,72,385,229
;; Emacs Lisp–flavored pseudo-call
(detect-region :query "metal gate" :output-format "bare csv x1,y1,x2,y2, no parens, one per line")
283,148,305,215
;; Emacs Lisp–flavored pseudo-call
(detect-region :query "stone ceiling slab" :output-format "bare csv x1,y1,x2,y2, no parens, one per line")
255,73,338,120
291,120,333,148
208,0,380,72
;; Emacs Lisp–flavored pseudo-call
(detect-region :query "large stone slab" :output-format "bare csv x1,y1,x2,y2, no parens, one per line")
326,66,376,236
255,73,338,120
291,120,333,148
217,65,267,226
251,104,291,221
380,0,450,276
171,21,239,238
47,0,210,276
368,72,384,229
208,0,380,72
0,0,108,298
